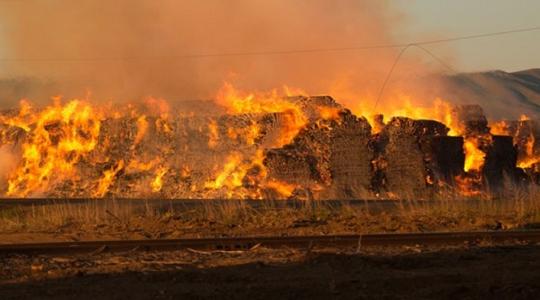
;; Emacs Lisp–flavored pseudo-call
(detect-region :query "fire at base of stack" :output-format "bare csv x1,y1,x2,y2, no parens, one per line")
0,89,539,200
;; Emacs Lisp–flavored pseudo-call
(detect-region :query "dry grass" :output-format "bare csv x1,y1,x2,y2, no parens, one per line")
0,186,539,239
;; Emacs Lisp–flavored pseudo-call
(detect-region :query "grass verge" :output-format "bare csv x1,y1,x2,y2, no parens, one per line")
0,188,539,241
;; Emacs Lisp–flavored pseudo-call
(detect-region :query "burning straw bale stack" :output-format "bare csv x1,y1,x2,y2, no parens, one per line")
506,119,540,165
452,105,521,191
429,136,465,183
264,108,373,199
14,112,261,198
504,118,540,184
1,96,539,199
483,135,519,189
371,117,462,198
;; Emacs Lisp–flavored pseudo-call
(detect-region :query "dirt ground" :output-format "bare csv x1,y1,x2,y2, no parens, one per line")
1,242,540,299
1,200,540,299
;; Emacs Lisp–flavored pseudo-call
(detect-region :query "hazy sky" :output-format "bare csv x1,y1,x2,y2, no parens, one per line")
0,1,539,74
397,0,540,72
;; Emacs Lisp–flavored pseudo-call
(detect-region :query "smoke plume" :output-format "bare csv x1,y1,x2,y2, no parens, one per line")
0,0,435,110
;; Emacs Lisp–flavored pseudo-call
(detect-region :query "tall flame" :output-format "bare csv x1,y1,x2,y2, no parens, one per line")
518,132,539,169
94,160,124,198
151,166,168,193
463,138,485,172
216,82,307,147
5,99,101,197
207,119,219,149
133,115,149,146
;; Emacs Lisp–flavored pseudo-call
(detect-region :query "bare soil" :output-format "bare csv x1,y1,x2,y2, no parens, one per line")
1,243,540,299
1,200,539,299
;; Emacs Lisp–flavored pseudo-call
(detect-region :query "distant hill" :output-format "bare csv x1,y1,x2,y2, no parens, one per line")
436,69,540,120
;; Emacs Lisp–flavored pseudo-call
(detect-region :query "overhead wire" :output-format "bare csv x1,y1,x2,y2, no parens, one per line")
372,25,540,110
0,23,538,111
373,43,457,110
0,25,539,62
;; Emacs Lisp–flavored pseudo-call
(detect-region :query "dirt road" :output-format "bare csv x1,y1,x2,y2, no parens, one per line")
1,243,539,299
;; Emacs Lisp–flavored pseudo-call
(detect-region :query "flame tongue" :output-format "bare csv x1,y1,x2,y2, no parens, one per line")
216,82,308,148
5,99,101,197
151,166,168,193
94,160,124,198
515,118,539,169
491,117,539,169
463,137,487,172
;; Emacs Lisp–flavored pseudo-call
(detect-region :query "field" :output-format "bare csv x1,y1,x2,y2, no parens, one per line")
0,192,539,298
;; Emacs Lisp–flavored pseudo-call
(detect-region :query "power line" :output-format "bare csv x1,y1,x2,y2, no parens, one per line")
373,43,458,110
373,45,413,111
0,25,540,62
371,24,540,110
409,25,540,46
412,44,456,73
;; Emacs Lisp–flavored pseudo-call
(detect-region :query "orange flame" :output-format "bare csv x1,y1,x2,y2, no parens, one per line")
4,99,101,197
216,82,307,147
205,152,245,190
454,174,483,197
490,120,510,135
317,106,341,121
518,132,539,169
94,160,124,198
266,179,297,197
207,119,219,149
204,148,295,199
151,166,168,192
127,158,160,172
463,138,486,172
492,115,539,169
134,115,149,146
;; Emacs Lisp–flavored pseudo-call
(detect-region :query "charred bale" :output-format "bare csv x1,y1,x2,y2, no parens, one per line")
410,120,449,138
483,135,518,190
264,149,321,186
524,163,540,185
376,117,450,198
428,136,465,182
